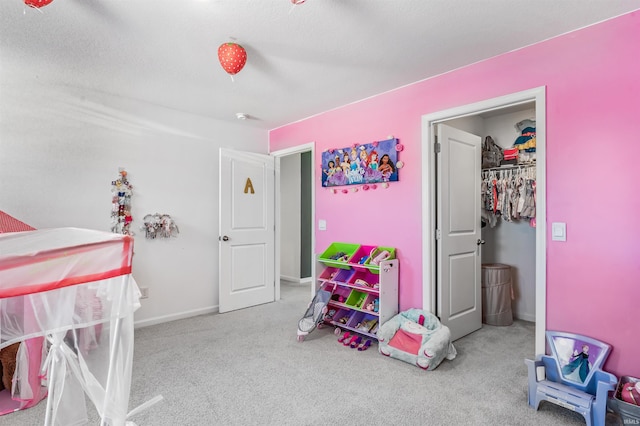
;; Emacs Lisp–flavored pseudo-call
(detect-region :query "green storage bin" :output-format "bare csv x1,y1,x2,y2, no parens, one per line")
365,246,396,274
319,242,360,269
345,290,368,309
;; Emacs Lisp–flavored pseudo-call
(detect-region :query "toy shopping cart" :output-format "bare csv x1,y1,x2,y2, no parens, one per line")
297,285,335,342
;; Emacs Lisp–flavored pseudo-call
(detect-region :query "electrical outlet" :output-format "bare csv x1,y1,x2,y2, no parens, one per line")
139,287,149,299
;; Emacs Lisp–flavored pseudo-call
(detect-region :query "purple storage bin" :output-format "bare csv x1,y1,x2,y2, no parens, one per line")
333,269,354,283
330,287,351,304
348,312,378,334
347,311,366,328
329,308,352,326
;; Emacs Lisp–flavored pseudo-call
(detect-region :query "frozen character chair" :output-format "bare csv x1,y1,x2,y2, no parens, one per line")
377,308,456,370
525,331,617,426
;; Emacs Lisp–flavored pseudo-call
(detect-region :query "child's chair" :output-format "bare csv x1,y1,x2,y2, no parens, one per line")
524,331,618,426
377,308,456,370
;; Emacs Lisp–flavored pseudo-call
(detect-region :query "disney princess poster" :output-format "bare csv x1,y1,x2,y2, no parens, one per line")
321,138,399,187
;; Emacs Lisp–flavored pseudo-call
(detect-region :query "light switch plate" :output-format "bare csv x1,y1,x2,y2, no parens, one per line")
318,219,326,231
552,222,566,241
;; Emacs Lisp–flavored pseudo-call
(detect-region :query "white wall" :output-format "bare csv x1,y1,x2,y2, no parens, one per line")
0,78,267,327
445,115,485,136
280,153,301,282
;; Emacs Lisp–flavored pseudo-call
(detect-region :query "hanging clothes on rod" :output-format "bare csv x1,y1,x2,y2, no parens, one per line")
481,164,536,228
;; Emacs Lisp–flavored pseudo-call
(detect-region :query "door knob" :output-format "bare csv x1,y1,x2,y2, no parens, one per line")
477,239,485,245
221,236,229,241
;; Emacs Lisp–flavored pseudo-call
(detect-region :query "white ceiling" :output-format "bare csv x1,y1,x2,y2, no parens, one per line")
2,0,640,130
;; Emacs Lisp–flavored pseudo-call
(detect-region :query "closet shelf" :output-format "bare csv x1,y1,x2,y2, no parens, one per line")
482,161,536,172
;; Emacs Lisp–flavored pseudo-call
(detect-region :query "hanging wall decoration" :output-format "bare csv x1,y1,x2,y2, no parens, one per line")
24,0,54,8
218,43,247,78
110,168,134,235
141,213,179,239
321,137,402,189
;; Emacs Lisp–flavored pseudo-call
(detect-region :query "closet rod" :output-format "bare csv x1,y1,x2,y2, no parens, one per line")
482,162,536,172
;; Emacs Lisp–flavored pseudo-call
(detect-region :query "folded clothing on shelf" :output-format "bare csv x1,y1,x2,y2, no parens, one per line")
503,147,518,161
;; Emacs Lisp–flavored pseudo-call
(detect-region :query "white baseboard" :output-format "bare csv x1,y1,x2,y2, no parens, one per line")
513,311,535,322
281,275,312,285
134,306,219,329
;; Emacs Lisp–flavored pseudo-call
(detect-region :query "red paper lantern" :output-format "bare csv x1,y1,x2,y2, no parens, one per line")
217,43,247,76
24,0,54,8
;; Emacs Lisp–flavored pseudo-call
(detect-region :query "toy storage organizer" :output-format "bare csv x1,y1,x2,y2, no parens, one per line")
316,243,398,340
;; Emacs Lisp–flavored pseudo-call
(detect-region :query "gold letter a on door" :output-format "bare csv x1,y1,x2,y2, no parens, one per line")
244,178,255,194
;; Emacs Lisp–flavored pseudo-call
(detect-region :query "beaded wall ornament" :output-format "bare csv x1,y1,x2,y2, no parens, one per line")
110,168,134,235
141,213,179,239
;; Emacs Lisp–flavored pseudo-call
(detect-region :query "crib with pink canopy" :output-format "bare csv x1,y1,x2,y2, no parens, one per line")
0,225,143,425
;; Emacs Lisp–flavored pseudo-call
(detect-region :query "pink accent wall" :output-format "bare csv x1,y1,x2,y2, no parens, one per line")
270,12,640,378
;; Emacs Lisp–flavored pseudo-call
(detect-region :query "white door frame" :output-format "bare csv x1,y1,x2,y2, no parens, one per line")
421,87,547,354
270,142,316,300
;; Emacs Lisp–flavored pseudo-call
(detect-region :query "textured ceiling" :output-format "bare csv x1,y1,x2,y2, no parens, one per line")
1,0,640,130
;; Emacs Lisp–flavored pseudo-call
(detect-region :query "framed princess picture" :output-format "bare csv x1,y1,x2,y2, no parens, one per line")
321,138,400,187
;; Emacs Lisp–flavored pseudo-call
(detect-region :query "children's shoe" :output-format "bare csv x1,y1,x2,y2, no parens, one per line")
357,339,372,351
344,335,358,347
337,332,351,343
350,336,362,349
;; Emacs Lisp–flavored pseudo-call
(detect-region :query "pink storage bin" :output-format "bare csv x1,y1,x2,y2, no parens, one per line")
348,269,380,290
348,245,377,272
318,267,340,281
361,293,379,313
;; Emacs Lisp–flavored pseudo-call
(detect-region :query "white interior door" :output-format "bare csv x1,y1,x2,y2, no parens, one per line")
219,148,275,313
436,124,482,340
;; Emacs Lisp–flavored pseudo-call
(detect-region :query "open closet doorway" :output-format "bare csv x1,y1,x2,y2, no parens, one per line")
271,142,316,300
421,87,547,355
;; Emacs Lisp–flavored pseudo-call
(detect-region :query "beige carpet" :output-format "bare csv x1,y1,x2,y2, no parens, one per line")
4,282,623,425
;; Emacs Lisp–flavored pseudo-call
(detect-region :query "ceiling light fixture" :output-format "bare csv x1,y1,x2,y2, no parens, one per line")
24,0,54,8
236,113,249,120
291,0,306,4
218,43,247,78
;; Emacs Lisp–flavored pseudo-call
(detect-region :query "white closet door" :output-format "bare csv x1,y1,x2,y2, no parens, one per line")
436,124,482,340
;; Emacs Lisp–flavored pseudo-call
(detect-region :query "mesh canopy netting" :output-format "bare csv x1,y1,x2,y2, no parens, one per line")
0,227,158,425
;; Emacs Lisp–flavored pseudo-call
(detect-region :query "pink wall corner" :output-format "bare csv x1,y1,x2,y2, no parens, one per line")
270,12,640,378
